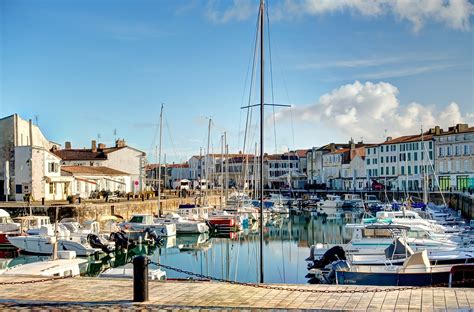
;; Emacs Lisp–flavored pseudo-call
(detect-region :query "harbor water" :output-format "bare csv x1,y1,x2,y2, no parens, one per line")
1,213,360,284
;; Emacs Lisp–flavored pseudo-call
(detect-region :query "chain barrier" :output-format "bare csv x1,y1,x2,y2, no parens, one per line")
149,261,474,294
0,274,75,285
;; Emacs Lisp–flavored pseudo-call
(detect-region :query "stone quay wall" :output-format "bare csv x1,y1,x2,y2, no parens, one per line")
4,195,224,224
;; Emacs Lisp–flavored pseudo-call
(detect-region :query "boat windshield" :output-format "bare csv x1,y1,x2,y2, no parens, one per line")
362,228,392,238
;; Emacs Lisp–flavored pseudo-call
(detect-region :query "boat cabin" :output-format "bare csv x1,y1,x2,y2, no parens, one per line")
177,204,209,220
128,214,154,225
13,216,51,233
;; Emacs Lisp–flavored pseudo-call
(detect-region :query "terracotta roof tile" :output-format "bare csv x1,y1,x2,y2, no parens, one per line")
61,166,129,176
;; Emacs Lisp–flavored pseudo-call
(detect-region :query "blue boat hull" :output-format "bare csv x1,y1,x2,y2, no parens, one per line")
336,271,450,286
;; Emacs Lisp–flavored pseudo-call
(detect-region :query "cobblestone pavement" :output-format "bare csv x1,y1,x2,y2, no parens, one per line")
0,276,473,311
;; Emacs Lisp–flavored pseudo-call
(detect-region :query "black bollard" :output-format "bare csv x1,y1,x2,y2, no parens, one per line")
133,256,149,302
41,197,45,205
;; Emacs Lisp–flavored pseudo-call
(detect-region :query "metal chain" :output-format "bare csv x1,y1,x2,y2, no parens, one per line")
0,275,74,285
150,261,430,293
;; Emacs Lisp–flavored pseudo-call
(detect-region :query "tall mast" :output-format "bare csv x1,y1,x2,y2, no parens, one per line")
157,103,164,216
258,0,265,284
421,126,428,204
220,134,224,209
224,132,229,202
206,117,212,205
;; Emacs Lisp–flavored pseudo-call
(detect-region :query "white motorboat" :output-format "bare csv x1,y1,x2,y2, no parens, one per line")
7,225,104,256
2,251,87,277
120,214,176,237
317,195,344,216
308,223,462,263
99,263,166,280
156,213,209,234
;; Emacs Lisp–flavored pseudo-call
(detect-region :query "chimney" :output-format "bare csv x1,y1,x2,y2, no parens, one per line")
51,145,58,152
456,123,468,132
115,139,126,148
98,143,106,149
91,140,97,152
386,136,392,142
434,126,441,135
28,119,33,146
65,141,71,149
329,143,336,153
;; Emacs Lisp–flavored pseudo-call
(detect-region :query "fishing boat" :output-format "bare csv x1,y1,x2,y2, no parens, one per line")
319,249,474,286
119,214,176,237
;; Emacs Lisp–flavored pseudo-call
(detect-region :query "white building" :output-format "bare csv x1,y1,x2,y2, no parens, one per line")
53,139,146,193
365,133,435,191
61,166,130,198
0,114,69,201
434,124,474,191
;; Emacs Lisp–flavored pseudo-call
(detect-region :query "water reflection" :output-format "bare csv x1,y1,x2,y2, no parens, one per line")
2,213,358,284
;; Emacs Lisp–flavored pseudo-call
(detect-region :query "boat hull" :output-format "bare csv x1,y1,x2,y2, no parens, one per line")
336,270,450,286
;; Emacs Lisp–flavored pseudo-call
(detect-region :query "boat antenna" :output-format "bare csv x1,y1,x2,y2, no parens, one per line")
157,103,164,217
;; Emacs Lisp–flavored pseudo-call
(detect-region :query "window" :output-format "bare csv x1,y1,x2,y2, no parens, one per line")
414,153,417,161
439,161,444,173
368,149,370,155
429,142,433,149
408,166,411,175
367,169,371,177
49,183,54,194
373,148,376,154
464,160,470,171
447,146,452,156
429,151,433,160
16,184,22,194
408,153,411,161
464,145,469,155
401,144,405,152
401,166,405,175
374,169,378,176
392,167,395,175
438,147,444,157
385,146,389,152
381,167,384,175
456,145,461,156
380,146,383,152
414,166,418,174
386,156,389,163
366,159,370,165
381,157,384,163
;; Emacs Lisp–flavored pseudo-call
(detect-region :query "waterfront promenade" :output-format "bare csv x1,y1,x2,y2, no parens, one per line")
0,276,473,311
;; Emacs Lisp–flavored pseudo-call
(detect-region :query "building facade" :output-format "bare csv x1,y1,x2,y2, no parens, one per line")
435,124,474,191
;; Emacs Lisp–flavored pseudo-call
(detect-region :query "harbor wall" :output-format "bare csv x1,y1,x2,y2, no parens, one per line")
3,195,224,224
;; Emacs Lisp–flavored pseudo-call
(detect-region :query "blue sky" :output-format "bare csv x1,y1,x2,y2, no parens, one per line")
1,0,473,163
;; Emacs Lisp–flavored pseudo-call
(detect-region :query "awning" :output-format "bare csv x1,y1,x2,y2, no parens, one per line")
75,177,97,185
45,176,74,183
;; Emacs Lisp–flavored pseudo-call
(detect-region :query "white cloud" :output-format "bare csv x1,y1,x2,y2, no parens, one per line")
207,0,474,31
206,0,256,23
274,81,474,142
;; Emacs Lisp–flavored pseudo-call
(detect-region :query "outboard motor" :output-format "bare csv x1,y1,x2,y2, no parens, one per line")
324,260,351,284
310,246,346,269
143,228,163,245
87,234,114,254
109,230,130,249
